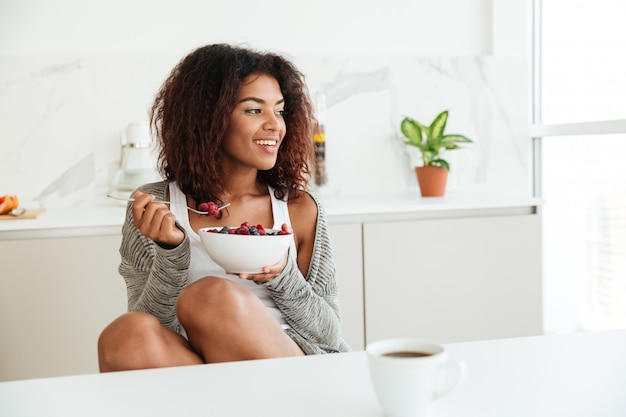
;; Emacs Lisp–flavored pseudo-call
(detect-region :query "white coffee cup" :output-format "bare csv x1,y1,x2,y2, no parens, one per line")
366,338,467,417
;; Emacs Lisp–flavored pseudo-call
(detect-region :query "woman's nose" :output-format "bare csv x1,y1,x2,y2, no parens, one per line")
264,113,282,131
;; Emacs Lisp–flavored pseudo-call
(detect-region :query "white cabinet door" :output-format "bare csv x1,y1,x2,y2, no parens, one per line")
0,226,365,382
0,235,126,381
363,215,543,344
328,224,364,350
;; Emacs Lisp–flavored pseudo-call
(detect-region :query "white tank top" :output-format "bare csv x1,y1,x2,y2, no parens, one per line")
168,182,296,329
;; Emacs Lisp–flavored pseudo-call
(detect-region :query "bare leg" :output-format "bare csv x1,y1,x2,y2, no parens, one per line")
98,311,203,372
177,277,305,363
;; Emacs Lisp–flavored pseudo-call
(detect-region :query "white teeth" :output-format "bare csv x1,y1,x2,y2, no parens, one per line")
254,140,277,146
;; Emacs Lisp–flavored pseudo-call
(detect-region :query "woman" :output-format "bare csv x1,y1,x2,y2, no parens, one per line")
98,44,350,372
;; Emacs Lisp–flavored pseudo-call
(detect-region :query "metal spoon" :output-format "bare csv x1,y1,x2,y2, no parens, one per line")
106,194,230,215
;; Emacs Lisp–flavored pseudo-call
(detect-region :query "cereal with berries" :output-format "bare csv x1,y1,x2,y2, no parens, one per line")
207,222,291,236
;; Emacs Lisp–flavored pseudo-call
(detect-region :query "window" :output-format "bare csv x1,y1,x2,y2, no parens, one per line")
533,0,626,333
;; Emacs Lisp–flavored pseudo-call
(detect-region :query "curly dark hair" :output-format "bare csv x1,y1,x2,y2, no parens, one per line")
150,43,315,207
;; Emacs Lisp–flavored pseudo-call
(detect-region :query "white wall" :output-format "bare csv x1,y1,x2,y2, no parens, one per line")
0,0,531,206
1,0,498,56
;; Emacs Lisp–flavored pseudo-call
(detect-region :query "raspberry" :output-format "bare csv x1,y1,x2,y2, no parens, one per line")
198,201,220,216
207,202,219,216
236,226,250,235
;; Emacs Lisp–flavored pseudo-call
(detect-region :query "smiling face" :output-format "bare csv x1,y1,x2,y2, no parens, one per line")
222,73,286,172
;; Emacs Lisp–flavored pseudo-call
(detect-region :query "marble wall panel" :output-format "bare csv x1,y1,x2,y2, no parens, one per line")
0,55,529,208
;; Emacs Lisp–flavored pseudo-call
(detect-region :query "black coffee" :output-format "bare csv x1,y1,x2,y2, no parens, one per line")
382,351,433,358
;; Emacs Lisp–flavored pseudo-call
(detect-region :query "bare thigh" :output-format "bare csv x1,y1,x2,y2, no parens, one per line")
177,276,304,363
98,311,203,372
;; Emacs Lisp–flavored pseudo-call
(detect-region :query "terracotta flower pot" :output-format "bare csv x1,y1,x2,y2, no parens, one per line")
415,166,448,197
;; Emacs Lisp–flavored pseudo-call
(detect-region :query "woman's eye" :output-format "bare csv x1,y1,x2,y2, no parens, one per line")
275,109,285,116
245,108,262,114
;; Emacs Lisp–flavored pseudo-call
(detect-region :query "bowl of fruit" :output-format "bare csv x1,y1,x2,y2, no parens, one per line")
198,222,292,274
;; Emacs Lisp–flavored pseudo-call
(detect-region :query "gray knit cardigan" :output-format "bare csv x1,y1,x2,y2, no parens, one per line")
118,181,351,355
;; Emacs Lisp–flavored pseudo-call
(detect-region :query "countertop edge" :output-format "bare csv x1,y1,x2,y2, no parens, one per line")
0,192,543,240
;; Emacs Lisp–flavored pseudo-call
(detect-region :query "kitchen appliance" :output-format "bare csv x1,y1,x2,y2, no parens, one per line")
110,122,161,196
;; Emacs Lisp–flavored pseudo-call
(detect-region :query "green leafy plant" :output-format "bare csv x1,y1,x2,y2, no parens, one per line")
400,110,473,171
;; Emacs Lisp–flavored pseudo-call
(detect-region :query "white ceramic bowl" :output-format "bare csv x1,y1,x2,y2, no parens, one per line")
198,226,292,274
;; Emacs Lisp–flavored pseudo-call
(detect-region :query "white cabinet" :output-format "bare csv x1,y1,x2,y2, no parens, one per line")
0,195,543,380
0,227,367,382
0,235,126,382
328,224,364,350
362,214,543,344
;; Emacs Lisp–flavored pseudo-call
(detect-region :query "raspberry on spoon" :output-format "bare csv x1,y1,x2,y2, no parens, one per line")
198,201,220,216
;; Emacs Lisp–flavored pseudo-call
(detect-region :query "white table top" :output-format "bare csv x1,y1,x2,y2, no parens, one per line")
2,330,623,417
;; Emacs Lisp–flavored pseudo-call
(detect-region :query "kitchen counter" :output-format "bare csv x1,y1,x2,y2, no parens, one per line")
319,190,542,223
0,206,127,240
0,191,542,240
0,190,544,380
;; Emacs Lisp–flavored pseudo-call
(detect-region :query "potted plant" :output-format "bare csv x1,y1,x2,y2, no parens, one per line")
400,110,473,197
